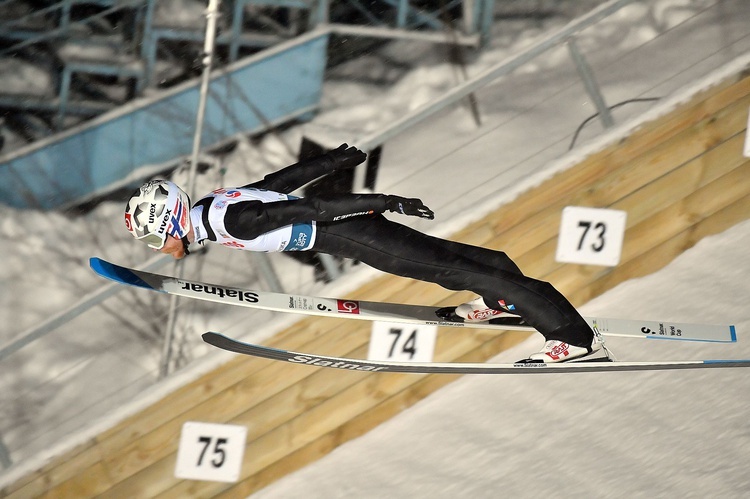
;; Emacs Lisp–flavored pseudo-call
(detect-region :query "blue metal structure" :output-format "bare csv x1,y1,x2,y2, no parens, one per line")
0,30,329,208
0,0,495,119
0,0,496,208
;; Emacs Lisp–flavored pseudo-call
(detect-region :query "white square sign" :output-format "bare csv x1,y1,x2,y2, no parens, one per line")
175,421,247,483
556,206,627,266
367,322,437,362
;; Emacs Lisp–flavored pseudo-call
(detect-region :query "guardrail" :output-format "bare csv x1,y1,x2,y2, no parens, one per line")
358,0,638,151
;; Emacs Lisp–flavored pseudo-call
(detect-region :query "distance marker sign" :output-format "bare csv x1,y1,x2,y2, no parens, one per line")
175,422,247,482
556,206,627,266
367,322,437,363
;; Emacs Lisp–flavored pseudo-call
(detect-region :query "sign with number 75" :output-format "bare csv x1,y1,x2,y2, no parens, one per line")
556,206,627,266
175,422,247,482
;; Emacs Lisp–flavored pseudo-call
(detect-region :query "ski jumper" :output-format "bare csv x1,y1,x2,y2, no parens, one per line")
189,154,594,347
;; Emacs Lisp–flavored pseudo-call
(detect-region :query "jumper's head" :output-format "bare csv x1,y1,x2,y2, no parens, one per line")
124,180,191,249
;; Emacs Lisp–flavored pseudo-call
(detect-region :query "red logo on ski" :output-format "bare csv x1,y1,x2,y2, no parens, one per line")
337,300,360,314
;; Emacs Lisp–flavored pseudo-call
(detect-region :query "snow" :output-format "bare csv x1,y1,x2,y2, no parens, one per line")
252,219,750,499
1,0,750,495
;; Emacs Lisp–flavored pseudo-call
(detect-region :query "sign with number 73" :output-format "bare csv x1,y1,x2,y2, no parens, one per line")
556,206,627,266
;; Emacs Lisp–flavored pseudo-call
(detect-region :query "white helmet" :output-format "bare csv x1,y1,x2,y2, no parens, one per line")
125,180,191,249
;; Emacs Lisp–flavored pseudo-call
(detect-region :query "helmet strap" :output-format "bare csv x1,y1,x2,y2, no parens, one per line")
181,236,191,256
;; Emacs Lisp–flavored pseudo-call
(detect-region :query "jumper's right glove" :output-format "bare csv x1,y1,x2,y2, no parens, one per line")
325,143,367,170
385,195,435,220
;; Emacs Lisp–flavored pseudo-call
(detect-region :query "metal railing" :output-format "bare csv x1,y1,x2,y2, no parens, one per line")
358,0,637,151
0,0,148,57
0,255,172,363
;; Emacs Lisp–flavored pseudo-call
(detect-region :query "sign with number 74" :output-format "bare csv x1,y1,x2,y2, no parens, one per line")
556,206,627,266
367,322,437,362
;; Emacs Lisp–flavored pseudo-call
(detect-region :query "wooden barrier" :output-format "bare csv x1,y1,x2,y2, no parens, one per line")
3,70,749,498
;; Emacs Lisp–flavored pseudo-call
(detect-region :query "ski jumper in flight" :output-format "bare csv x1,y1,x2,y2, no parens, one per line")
124,144,608,363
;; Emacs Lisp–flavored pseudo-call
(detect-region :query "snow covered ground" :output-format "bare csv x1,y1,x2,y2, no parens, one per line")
252,219,750,499
1,0,749,494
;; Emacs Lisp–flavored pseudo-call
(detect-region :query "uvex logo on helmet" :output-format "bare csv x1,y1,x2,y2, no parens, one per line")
157,208,172,235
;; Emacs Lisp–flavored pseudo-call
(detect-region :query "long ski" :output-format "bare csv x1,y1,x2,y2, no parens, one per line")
202,332,750,374
90,257,737,343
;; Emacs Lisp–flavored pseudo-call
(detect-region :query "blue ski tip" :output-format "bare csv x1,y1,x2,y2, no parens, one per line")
730,325,737,342
89,257,157,290
704,359,750,365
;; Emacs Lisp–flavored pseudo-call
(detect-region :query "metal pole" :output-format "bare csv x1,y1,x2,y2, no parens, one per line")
252,253,285,292
160,0,222,379
0,435,11,469
188,0,221,198
567,36,614,129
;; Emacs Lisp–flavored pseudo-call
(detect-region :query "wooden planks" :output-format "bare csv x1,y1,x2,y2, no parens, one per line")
4,71,750,498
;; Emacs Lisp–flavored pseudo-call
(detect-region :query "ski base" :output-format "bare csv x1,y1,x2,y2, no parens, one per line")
89,258,737,343
202,332,750,375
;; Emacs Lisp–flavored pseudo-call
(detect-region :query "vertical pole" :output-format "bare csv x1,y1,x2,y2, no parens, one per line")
253,253,285,292
463,0,474,35
160,0,222,379
396,0,408,28
187,0,221,197
567,36,614,129
0,435,11,470
140,0,157,90
61,0,72,34
56,67,72,130
314,0,330,26
317,254,342,281
230,0,244,62
479,0,495,47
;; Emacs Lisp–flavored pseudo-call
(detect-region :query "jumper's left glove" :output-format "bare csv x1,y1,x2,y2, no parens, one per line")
325,143,367,171
385,195,435,220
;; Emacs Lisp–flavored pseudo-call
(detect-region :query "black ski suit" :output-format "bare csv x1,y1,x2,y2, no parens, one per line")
192,146,594,348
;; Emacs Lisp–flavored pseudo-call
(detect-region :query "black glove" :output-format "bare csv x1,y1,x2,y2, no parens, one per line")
384,195,435,220
325,143,367,170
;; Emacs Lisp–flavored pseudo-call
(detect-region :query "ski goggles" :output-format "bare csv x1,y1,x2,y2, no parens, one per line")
136,232,168,250
137,220,186,250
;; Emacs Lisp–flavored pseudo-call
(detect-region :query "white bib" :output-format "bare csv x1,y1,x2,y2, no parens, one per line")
192,187,316,252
